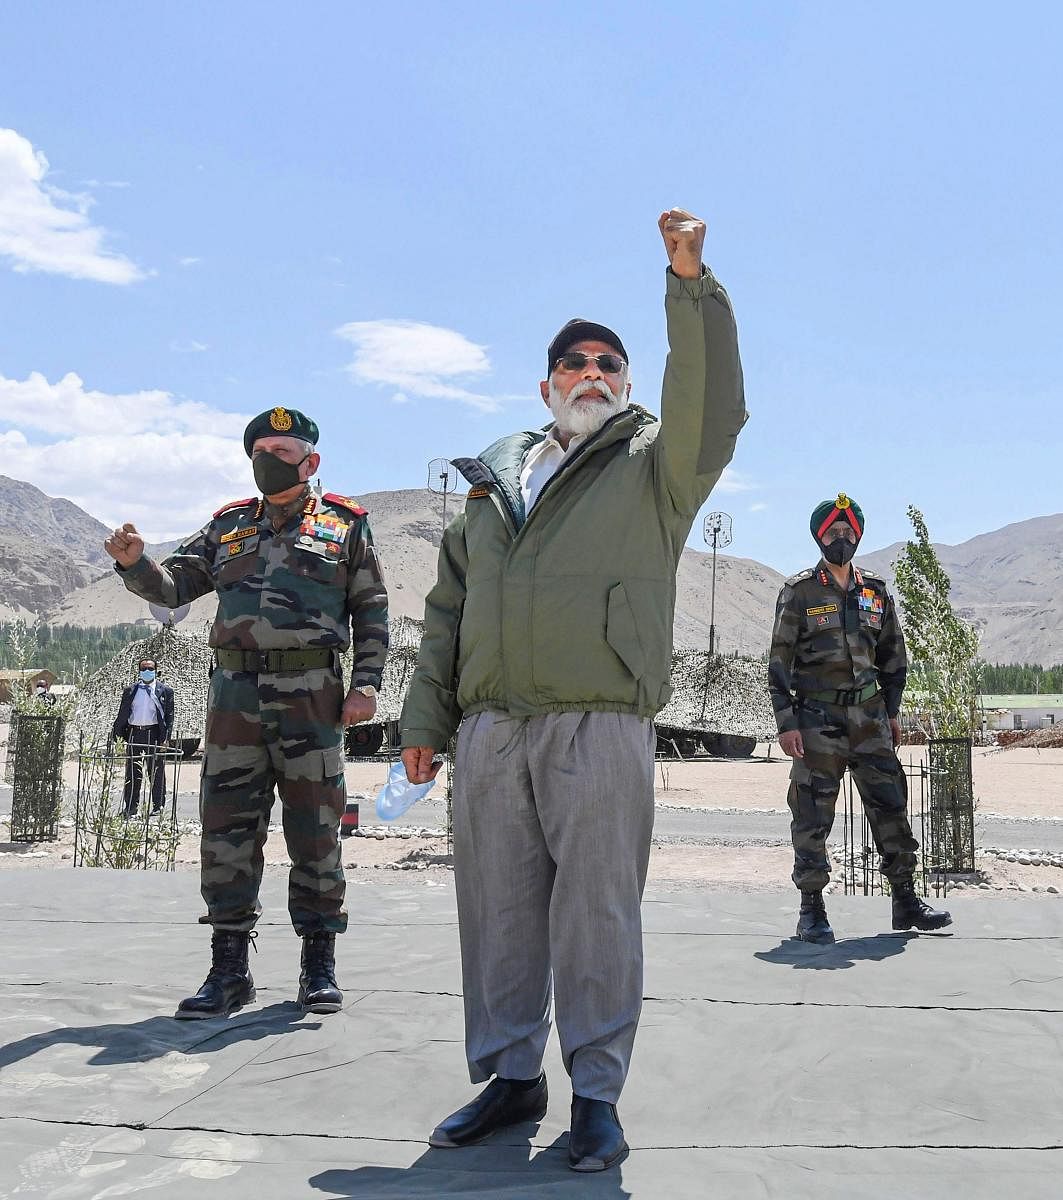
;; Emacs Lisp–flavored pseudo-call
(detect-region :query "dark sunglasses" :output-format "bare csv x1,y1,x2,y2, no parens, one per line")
554,351,626,374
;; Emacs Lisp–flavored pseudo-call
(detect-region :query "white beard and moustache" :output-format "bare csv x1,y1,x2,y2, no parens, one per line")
547,377,627,438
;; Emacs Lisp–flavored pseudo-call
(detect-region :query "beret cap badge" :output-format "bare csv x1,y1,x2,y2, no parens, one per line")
269,407,294,432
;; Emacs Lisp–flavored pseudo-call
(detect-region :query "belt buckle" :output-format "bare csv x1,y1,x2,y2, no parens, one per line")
249,650,270,673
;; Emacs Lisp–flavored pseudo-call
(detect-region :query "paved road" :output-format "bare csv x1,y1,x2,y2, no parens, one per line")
4,782,1062,851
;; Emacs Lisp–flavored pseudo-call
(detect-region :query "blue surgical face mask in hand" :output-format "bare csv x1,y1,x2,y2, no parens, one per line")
376,758,442,821
139,669,156,683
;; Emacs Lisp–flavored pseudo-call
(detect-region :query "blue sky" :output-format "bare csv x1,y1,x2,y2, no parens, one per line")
1,2,1060,573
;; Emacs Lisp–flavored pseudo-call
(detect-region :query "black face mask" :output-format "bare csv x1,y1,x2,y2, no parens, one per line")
822,538,857,565
253,451,308,496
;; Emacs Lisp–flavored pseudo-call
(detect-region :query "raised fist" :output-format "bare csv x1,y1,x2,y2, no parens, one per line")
658,207,706,280
104,522,145,569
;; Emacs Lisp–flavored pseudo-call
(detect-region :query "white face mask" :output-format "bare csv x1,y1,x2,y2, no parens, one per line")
547,377,626,438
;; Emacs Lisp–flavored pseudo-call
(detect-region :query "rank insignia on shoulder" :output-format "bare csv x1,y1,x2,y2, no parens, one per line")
468,486,490,498
213,497,256,518
322,492,368,517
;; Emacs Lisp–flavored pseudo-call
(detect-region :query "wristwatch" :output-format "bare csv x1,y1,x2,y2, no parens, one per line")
352,685,378,699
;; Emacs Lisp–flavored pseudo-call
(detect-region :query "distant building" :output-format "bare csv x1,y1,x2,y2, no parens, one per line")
979,695,1063,732
0,669,58,703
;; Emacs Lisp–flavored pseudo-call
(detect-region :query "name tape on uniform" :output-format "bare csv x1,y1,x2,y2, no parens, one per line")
219,526,259,545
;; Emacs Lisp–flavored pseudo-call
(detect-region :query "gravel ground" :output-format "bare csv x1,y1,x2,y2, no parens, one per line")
2,741,1061,897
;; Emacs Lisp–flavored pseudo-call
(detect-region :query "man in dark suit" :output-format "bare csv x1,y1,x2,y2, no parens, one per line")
113,658,175,817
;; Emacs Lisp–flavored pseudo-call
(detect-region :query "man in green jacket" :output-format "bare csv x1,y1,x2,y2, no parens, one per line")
401,209,747,1171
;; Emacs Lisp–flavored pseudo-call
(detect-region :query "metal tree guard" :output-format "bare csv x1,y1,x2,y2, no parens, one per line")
702,511,732,658
8,711,66,842
427,457,457,537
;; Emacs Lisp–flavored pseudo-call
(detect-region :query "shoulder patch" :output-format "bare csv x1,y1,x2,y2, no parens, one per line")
322,492,368,517
785,568,815,586
212,497,256,518
859,568,884,582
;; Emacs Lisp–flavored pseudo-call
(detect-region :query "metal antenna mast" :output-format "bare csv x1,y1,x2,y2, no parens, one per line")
702,511,733,658
427,458,456,537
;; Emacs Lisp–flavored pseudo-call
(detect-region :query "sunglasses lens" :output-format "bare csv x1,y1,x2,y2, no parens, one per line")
557,352,624,373
559,352,588,371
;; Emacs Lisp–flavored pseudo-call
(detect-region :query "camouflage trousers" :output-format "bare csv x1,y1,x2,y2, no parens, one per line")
199,666,347,935
787,696,918,892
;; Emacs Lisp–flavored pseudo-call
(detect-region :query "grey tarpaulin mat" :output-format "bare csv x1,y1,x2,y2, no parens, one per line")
2,871,1062,1197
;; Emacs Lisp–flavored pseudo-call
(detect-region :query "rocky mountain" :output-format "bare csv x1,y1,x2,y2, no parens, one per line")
858,514,1063,665
0,475,113,571
0,474,1058,664
0,531,92,622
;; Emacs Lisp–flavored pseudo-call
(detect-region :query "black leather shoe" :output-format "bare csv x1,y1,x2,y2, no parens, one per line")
796,890,835,944
298,931,343,1013
892,878,952,931
568,1095,627,1172
175,930,256,1019
429,1074,548,1148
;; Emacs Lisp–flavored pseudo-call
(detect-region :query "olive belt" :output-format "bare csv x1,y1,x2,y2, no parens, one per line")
798,682,881,707
215,648,334,673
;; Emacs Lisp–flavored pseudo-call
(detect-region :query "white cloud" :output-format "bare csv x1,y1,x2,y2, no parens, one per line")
750,501,768,512
0,372,244,439
0,372,250,541
178,256,201,267
713,467,754,494
0,128,145,283
170,338,208,353
336,319,502,413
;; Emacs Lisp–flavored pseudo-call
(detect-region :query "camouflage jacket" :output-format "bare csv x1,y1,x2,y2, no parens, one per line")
767,561,907,733
116,487,388,689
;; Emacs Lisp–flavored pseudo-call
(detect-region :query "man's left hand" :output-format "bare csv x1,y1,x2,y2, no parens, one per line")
658,207,706,279
889,718,902,749
342,690,377,727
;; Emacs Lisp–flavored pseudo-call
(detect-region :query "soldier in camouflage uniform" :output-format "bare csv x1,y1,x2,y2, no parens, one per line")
105,407,388,1017
768,493,950,944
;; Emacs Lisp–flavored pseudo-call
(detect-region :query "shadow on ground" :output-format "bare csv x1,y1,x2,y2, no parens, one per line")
754,933,916,971
309,1133,632,1197
0,1001,319,1069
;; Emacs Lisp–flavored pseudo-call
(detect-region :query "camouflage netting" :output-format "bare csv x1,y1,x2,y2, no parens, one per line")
657,651,776,740
73,622,214,750
340,614,423,723
70,614,775,747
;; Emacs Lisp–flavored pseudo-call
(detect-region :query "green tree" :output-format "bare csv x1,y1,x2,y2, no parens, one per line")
893,506,979,738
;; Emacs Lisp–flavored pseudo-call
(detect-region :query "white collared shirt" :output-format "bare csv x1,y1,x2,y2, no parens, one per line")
519,427,589,512
130,681,159,726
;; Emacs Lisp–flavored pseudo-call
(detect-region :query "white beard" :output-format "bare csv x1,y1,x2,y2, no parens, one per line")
547,378,626,438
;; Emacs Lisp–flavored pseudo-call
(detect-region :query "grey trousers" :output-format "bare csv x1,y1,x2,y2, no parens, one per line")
452,710,656,1103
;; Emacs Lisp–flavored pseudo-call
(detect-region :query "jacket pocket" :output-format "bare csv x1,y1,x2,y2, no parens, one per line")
606,582,646,680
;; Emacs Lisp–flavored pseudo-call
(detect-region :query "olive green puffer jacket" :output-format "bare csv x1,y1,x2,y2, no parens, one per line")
401,267,747,750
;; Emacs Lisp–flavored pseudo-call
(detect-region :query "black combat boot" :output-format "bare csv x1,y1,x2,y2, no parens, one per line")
175,930,255,1020
795,890,835,944
891,878,952,931
298,931,343,1013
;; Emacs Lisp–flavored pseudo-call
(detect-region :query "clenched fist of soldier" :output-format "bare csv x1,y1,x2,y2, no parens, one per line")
658,208,706,279
105,523,145,569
